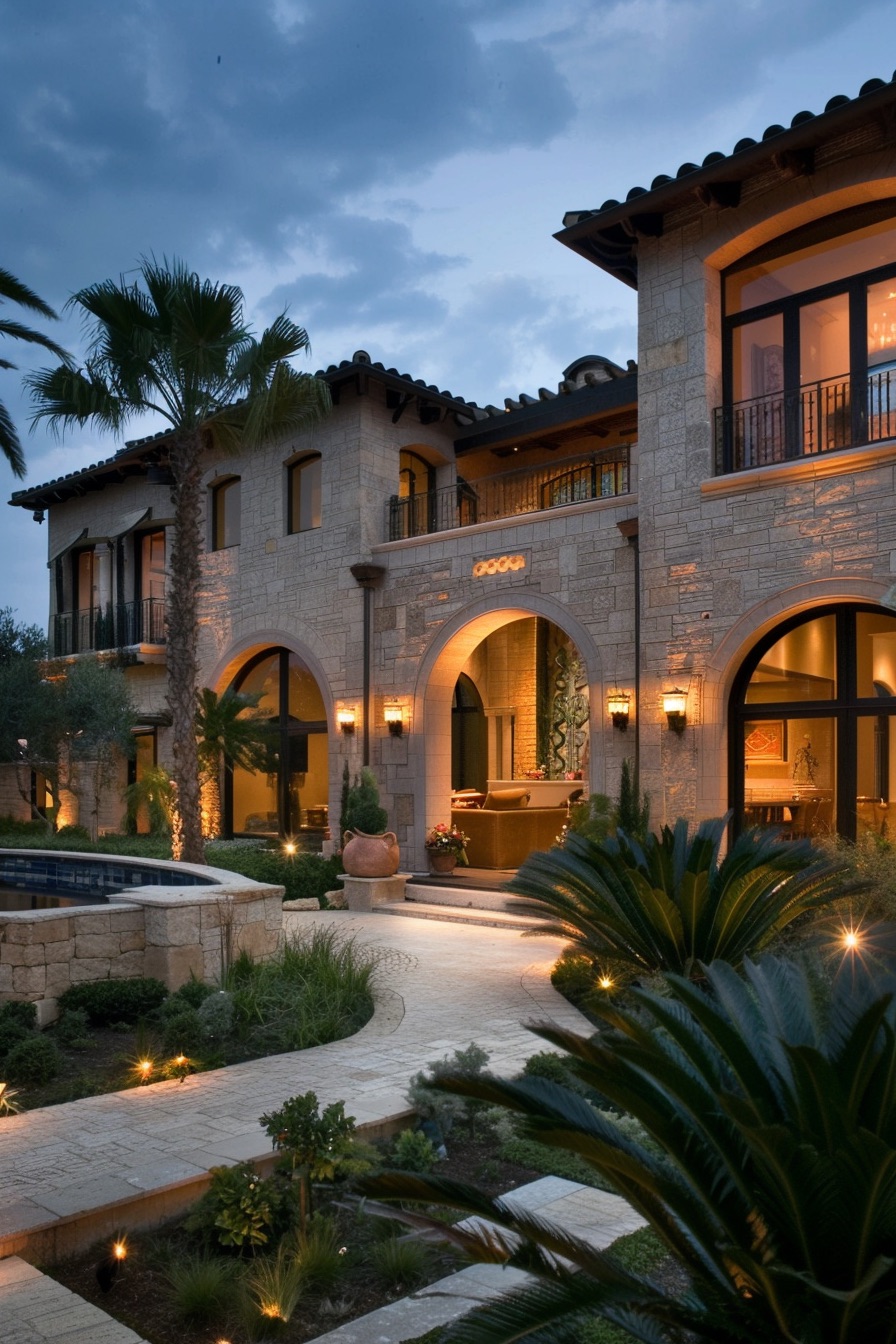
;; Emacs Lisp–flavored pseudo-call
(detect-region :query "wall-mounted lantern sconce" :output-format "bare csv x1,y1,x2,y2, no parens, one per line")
336,708,356,735
607,688,631,731
662,687,688,735
384,702,404,737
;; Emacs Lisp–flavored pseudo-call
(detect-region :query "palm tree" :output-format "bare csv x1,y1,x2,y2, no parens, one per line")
510,814,864,985
27,258,330,861
0,267,69,477
195,687,271,839
363,953,896,1344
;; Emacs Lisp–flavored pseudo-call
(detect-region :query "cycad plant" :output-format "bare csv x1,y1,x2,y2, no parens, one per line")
511,814,863,983
362,954,896,1344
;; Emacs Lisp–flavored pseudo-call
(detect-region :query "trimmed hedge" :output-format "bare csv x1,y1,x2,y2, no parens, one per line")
207,847,343,904
58,977,169,1025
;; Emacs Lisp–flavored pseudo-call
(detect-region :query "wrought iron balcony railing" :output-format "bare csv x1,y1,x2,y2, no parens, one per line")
714,365,896,474
386,446,631,541
51,598,167,657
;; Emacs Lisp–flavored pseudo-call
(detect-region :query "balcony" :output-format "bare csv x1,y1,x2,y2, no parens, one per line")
386,447,631,541
714,365,896,474
51,598,166,657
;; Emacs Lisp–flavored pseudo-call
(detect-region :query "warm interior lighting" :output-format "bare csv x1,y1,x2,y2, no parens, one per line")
384,702,404,737
607,688,631,731
662,687,688,734
336,707,356,734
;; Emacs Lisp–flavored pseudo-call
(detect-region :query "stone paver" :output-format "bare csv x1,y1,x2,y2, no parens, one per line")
0,912,586,1247
0,1257,148,1343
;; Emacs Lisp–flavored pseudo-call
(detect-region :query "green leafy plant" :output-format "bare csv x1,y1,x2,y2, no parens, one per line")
196,687,271,839
343,767,388,835
291,1213,347,1293
512,814,865,984
0,1000,37,1031
207,844,344,904
616,758,650,839
261,1090,357,1231
185,1162,294,1251
362,954,896,1344
5,1034,61,1085
124,764,175,837
369,1235,431,1290
58,977,169,1025
391,1128,438,1173
245,1241,304,1325
0,1081,23,1115
53,1008,94,1050
406,1042,491,1140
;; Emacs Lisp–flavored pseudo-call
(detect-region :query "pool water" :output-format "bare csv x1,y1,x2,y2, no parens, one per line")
0,886,110,911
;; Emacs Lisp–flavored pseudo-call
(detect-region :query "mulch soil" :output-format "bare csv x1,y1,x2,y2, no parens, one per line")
45,1137,546,1344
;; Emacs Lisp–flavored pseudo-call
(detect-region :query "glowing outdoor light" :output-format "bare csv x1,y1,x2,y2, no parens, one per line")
136,1059,153,1082
842,926,862,950
598,975,615,991
283,840,297,856
606,688,631,731
113,1240,127,1261
384,702,404,737
662,687,688,735
336,707,356,734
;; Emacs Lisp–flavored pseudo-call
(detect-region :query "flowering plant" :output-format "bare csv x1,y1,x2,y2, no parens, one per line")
425,823,469,863
524,765,547,780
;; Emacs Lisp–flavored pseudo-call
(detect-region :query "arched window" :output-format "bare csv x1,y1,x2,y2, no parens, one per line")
225,648,328,838
729,604,896,840
287,454,322,534
211,477,241,550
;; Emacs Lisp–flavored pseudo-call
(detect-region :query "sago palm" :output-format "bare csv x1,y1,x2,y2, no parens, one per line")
27,258,330,861
195,687,271,839
510,814,863,982
0,267,69,477
363,953,896,1344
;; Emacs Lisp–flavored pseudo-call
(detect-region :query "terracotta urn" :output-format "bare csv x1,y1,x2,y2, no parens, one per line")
342,829,400,878
428,852,458,875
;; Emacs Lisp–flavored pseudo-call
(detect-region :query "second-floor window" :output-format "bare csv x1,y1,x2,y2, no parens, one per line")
718,203,896,472
211,477,241,550
287,454,321,533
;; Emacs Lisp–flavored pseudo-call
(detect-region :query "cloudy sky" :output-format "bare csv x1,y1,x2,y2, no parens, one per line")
1,0,892,626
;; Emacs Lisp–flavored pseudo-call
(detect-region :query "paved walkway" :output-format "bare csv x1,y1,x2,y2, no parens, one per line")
0,912,585,1252
0,910,644,1343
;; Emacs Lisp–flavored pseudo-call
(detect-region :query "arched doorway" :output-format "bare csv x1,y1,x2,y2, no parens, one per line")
224,647,329,838
452,674,487,792
729,603,896,840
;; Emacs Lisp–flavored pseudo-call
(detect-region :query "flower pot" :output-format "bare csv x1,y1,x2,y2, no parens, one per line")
428,852,458,875
342,828,400,878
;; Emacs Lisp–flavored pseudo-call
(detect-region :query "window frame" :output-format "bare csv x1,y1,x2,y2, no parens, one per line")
286,453,322,535
210,476,241,551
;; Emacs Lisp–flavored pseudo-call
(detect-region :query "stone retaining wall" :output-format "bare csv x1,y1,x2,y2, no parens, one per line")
0,858,284,1017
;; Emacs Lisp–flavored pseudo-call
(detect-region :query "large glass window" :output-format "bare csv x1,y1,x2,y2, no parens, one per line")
718,205,896,471
287,455,321,534
225,648,329,838
211,478,241,550
730,605,896,840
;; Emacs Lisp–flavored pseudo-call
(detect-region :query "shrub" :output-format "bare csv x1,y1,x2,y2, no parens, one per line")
169,977,216,1010
0,1020,31,1060
166,1252,243,1323
184,1162,296,1251
58,977,169,1025
197,990,235,1041
207,844,344,904
391,1128,438,1173
53,1009,94,1049
5,1034,61,1085
161,1008,205,1055
0,815,50,837
406,1042,491,1139
343,767,388,835
261,1090,357,1229
0,1001,37,1031
55,823,91,843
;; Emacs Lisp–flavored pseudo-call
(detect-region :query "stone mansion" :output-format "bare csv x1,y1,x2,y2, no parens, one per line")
9,74,896,866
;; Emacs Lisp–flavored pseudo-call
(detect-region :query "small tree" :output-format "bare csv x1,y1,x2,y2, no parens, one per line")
260,1090,357,1232
617,757,649,839
64,659,137,839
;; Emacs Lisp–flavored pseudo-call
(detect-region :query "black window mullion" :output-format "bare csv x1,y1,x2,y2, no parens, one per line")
782,302,801,458
849,282,869,444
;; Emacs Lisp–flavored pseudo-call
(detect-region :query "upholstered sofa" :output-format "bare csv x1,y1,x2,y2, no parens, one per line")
451,785,577,869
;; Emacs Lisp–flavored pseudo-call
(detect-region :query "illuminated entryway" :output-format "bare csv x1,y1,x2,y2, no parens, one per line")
224,647,329,839
729,604,896,840
450,617,590,790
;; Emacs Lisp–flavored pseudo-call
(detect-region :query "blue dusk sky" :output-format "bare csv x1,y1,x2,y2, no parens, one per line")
1,0,892,627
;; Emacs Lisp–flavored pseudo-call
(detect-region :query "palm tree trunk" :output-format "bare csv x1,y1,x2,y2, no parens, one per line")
167,433,205,863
